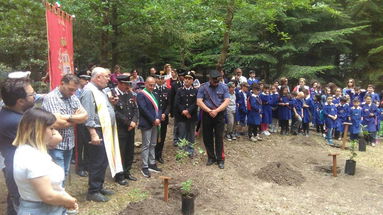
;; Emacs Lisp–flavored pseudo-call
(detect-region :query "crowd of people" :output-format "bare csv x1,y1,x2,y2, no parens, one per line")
0,64,382,215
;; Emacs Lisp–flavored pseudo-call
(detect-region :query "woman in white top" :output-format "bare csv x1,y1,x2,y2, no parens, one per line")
292,78,309,92
13,108,77,215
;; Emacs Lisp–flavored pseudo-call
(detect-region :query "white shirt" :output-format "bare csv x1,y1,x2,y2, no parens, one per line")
13,145,65,202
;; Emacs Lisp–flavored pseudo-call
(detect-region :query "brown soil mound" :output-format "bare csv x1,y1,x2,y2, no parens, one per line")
256,162,305,186
119,186,183,215
119,198,179,215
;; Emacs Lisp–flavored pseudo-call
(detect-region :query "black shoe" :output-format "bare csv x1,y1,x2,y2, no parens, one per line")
148,164,162,173
76,170,88,177
156,157,164,164
126,173,137,181
141,168,151,178
116,179,129,186
86,192,109,202
100,189,115,196
206,158,217,166
218,161,225,169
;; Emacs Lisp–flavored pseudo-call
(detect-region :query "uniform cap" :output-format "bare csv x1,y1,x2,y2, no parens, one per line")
209,70,221,79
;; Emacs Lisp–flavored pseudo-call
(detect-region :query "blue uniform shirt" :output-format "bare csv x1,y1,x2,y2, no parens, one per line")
197,82,230,110
361,103,378,132
350,107,362,134
323,103,337,128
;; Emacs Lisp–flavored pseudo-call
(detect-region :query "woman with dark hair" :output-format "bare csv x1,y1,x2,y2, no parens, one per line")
310,80,321,96
13,108,78,215
342,78,355,96
279,77,290,92
130,69,144,89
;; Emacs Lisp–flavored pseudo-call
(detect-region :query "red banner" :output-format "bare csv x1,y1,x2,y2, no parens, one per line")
45,2,74,90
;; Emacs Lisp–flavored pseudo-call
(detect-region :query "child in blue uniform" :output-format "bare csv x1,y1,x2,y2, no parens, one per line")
313,94,325,136
323,96,337,145
302,89,313,136
366,84,380,106
333,88,342,106
346,86,366,104
278,86,291,135
247,85,263,142
236,82,250,136
260,84,272,136
270,85,279,133
361,95,378,146
291,92,304,135
350,98,362,141
335,96,350,139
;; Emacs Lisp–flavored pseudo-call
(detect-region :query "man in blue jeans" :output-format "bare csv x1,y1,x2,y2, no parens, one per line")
42,74,88,184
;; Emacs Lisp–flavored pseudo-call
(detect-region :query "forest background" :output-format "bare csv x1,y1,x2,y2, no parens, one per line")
0,0,382,89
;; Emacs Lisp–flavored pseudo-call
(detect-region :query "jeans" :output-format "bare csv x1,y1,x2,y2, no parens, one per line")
141,127,158,168
226,111,235,134
49,149,73,178
291,115,302,134
17,199,65,215
178,120,196,154
326,127,334,145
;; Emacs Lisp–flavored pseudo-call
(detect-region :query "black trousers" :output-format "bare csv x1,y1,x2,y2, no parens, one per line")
248,124,260,138
316,124,324,134
118,128,135,172
88,128,108,194
76,124,89,171
202,111,225,162
302,122,309,134
279,120,289,134
155,118,168,159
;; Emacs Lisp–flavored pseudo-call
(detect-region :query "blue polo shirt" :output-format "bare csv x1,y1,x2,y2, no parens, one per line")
197,82,230,110
0,107,23,167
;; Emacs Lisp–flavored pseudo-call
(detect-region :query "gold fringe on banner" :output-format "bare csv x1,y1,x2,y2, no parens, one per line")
43,1,74,21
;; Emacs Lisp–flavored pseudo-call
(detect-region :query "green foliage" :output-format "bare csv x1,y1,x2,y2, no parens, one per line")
284,65,335,79
349,140,358,161
308,26,369,46
181,179,193,195
0,0,381,89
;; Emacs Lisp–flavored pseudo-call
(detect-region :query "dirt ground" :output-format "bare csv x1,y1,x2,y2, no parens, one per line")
1,124,383,215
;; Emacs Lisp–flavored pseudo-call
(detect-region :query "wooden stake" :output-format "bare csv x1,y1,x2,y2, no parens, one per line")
342,122,352,150
159,176,172,202
328,153,340,177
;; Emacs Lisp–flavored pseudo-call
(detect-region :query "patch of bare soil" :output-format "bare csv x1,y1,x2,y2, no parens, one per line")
119,186,184,215
256,162,305,186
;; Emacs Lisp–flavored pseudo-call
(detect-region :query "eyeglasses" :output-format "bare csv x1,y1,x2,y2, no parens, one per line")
26,92,36,98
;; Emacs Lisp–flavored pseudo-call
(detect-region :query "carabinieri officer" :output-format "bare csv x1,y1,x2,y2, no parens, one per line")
197,70,230,169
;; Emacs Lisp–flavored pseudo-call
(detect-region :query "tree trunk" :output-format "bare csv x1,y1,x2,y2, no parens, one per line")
111,0,119,67
100,0,110,67
216,0,235,71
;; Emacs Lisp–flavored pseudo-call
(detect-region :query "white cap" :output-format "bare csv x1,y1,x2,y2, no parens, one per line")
8,71,31,79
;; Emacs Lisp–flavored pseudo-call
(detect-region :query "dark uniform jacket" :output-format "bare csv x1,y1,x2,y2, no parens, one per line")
170,80,183,116
114,88,139,133
154,84,171,120
174,86,198,122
